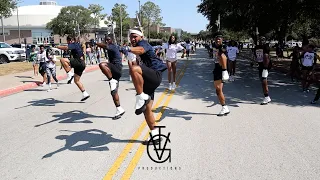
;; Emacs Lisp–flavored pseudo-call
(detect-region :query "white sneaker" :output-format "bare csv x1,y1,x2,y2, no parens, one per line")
168,83,172,91
172,83,176,90
135,93,150,115
261,96,271,105
113,106,125,120
109,79,118,92
217,105,230,116
56,83,59,89
81,91,90,101
47,83,52,92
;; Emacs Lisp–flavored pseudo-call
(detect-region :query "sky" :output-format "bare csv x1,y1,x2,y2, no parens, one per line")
19,0,208,34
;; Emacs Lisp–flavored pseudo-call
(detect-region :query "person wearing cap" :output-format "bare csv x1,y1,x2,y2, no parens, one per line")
93,36,126,120
254,36,272,105
123,27,167,145
213,33,230,116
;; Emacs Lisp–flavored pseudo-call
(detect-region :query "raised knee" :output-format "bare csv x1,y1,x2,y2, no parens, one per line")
131,65,140,73
99,62,107,69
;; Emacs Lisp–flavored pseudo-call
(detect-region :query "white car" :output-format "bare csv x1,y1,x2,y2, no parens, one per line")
0,42,26,63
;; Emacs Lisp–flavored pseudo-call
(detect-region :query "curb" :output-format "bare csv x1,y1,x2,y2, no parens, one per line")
0,65,100,98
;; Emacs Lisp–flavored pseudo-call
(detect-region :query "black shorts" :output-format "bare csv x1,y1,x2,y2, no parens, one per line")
213,63,222,81
107,63,122,81
301,66,313,71
258,62,272,80
39,62,46,75
141,65,162,100
186,50,190,56
70,58,86,76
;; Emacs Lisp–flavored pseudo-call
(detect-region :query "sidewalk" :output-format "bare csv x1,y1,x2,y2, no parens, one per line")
0,64,100,98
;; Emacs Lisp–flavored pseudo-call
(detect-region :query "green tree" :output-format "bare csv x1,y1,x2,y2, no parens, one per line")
0,0,17,17
0,0,17,40
181,30,191,41
46,6,95,37
111,3,130,43
140,1,164,40
88,4,107,29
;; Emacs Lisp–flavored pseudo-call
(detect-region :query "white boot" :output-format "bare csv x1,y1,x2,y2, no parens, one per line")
81,91,90,101
109,79,118,92
217,105,230,116
113,106,125,120
135,93,150,115
261,96,271,105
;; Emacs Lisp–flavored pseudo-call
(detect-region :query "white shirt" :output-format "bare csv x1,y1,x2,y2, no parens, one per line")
185,43,192,50
227,46,239,61
302,52,315,67
37,51,46,62
162,43,184,60
46,55,57,68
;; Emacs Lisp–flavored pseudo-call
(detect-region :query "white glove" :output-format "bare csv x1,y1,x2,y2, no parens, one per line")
222,70,229,81
127,52,136,62
262,69,268,78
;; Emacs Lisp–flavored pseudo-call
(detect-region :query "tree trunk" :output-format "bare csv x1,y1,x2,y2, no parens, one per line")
148,21,150,42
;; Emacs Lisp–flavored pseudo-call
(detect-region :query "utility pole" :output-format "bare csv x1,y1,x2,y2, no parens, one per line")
1,16,5,42
120,4,123,45
138,0,141,23
17,3,21,44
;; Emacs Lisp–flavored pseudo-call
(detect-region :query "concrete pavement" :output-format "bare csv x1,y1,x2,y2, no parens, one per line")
0,48,319,180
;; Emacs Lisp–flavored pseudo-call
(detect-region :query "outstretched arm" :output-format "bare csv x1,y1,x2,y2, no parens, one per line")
96,43,108,49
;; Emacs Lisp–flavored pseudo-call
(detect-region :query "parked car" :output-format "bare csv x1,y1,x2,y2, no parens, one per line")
44,45,61,55
0,42,26,63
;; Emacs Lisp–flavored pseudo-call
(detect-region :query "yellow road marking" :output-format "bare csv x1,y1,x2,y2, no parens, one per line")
120,61,190,179
103,60,188,179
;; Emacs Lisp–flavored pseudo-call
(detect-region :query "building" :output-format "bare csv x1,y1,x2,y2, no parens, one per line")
175,28,182,40
160,27,175,34
1,0,113,45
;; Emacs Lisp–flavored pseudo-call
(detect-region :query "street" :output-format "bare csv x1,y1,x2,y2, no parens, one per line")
0,48,319,180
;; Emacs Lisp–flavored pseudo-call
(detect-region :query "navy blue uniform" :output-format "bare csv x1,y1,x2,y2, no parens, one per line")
137,40,167,100
105,44,123,81
68,43,86,76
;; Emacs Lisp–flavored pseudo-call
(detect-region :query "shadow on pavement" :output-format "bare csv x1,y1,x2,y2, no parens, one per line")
173,48,319,108
42,129,143,159
34,110,112,127
15,98,85,109
153,106,216,121
15,75,33,79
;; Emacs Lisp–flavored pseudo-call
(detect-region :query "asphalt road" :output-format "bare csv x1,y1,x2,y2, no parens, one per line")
0,48,319,180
